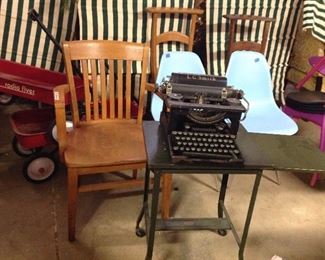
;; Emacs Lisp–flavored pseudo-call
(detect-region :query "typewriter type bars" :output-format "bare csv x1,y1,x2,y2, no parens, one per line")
160,73,247,165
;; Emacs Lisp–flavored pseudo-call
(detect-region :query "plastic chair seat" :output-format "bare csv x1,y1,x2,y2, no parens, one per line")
226,51,298,136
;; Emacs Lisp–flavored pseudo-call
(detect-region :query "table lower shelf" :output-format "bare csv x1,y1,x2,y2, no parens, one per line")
156,217,231,231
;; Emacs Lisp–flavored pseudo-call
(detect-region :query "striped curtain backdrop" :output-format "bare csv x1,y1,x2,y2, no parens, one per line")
206,0,303,102
0,0,78,72
303,0,325,43
78,0,196,73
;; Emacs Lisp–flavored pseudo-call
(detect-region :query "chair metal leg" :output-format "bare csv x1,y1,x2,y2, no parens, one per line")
68,168,78,241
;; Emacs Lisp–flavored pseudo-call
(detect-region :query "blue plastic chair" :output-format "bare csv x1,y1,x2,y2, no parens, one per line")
151,51,206,121
226,51,298,135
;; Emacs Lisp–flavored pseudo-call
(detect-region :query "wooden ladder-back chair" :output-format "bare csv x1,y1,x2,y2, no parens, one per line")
146,6,203,219
223,14,275,64
146,7,204,82
53,40,149,241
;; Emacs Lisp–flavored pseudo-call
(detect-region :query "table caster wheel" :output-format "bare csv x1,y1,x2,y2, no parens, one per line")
217,229,227,236
136,228,146,237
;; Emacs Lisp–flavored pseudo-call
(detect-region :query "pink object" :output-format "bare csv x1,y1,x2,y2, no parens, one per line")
296,56,325,89
284,56,325,187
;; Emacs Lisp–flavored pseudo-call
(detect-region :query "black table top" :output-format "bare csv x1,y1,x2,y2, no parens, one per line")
143,121,325,173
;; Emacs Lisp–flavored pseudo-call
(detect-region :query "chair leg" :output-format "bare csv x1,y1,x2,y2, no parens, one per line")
132,169,138,179
68,168,78,241
310,173,320,187
161,174,173,220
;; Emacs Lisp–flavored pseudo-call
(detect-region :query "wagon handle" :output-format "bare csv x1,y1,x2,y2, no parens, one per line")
28,8,82,78
28,8,63,54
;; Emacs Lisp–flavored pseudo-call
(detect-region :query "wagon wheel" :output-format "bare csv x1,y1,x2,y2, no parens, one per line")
23,153,57,183
49,119,74,143
0,93,14,105
12,136,42,157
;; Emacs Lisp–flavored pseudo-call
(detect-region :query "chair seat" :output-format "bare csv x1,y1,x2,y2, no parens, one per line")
64,122,146,168
242,103,298,135
286,89,325,113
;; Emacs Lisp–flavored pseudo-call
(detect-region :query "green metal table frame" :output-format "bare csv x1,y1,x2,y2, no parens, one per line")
136,121,325,260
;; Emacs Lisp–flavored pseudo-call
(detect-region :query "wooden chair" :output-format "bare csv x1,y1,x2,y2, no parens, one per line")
223,14,274,64
146,6,203,220
146,7,204,82
53,40,149,241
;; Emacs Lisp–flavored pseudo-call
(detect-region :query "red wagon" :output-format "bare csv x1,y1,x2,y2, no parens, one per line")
1,58,83,182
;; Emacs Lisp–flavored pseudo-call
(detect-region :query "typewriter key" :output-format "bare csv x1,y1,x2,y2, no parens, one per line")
173,146,179,151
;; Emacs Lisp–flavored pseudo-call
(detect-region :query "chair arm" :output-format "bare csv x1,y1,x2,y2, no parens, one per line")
53,84,69,162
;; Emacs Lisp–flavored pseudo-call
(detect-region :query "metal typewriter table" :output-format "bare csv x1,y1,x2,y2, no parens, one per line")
137,121,325,260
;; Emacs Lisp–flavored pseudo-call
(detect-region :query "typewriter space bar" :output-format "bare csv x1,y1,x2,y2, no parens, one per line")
183,151,233,159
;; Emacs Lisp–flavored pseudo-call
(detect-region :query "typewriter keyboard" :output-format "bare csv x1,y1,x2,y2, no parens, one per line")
169,130,243,164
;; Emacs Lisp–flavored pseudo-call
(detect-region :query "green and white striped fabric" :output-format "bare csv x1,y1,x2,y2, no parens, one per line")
206,0,303,102
0,0,78,72
78,0,196,73
303,0,325,43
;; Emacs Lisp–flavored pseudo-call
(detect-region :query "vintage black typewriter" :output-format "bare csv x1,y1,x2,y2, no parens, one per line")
159,72,248,165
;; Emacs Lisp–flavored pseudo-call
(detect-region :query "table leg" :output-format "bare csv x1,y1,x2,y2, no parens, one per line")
135,166,151,237
238,172,262,260
218,173,229,218
145,171,161,260
217,173,229,236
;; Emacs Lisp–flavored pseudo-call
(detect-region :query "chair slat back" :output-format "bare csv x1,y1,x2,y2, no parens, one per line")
63,40,149,125
223,14,275,65
146,7,203,81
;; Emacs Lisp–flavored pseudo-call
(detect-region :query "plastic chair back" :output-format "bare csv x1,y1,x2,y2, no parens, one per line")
226,51,298,135
151,51,206,121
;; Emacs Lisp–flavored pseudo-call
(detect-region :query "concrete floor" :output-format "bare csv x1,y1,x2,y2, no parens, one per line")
1,101,325,260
